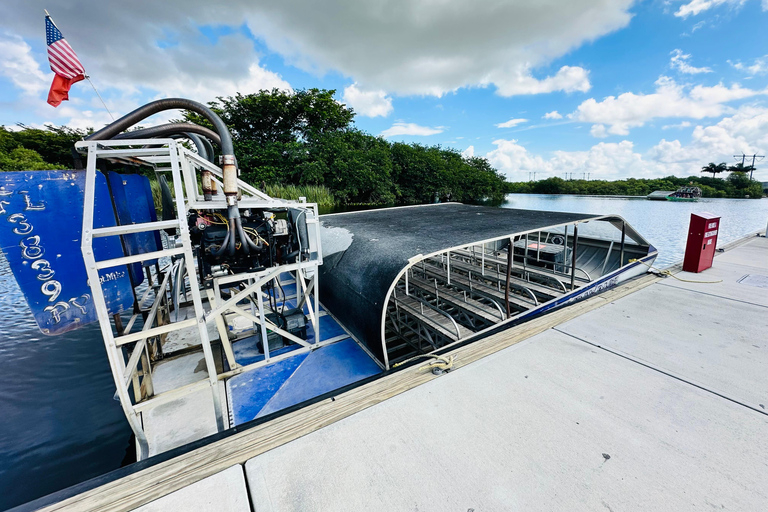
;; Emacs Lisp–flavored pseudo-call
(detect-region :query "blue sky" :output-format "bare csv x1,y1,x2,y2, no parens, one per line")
0,0,767,181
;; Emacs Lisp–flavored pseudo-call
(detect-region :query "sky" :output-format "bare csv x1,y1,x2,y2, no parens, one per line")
0,0,767,182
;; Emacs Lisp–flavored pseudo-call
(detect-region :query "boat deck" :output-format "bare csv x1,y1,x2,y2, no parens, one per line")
142,274,383,456
117,233,768,512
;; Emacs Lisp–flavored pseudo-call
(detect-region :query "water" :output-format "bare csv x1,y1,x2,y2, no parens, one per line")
502,195,768,267
0,253,132,511
0,194,766,510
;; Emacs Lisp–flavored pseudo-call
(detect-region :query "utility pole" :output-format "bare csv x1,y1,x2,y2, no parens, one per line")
750,154,764,181
734,153,764,180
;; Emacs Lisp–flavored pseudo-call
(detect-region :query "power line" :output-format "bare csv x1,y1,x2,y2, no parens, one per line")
733,153,765,180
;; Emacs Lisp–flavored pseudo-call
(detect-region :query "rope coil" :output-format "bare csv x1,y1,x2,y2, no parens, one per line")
393,353,455,373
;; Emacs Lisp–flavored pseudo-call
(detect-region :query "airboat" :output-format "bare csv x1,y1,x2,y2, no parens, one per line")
0,98,658,459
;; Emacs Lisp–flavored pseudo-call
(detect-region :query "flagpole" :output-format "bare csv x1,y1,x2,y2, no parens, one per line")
44,9,115,120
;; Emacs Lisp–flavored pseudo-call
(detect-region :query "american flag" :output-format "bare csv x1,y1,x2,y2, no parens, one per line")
46,16,84,79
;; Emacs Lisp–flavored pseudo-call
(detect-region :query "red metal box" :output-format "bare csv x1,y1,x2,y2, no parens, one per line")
683,213,720,273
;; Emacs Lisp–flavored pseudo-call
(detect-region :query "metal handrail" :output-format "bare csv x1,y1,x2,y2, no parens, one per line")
394,289,462,340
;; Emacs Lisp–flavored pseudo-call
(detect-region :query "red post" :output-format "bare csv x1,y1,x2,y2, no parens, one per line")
683,213,720,273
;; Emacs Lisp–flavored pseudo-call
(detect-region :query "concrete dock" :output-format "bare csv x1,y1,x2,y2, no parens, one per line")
28,234,768,512
240,235,768,511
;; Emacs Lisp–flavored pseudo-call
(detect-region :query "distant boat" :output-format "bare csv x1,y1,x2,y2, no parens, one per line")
647,186,701,202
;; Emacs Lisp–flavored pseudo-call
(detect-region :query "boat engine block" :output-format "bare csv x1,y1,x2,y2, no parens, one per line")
189,208,307,281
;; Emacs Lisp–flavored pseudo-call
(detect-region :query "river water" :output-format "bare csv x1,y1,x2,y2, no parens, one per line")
0,194,766,510
502,194,768,267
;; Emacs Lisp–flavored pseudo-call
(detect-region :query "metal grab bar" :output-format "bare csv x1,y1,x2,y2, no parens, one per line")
464,271,508,321
415,263,508,321
600,241,615,276
393,289,462,340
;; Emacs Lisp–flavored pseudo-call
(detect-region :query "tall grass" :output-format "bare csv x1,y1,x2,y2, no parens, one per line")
150,179,336,215
264,184,336,206
149,179,164,216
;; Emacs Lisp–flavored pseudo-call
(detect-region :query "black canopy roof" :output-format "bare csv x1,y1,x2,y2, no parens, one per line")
317,203,600,362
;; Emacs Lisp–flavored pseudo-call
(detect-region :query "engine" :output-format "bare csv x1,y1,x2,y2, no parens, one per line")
188,207,310,281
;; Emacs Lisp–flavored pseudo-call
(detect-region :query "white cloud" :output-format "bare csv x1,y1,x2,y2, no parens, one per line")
543,110,563,119
486,138,648,180
662,121,692,129
670,49,712,74
380,122,444,137
489,65,591,97
674,0,757,18
0,19,290,129
590,124,608,138
729,55,768,76
0,34,48,96
462,145,475,158
342,83,393,117
572,76,767,136
484,105,768,181
0,1,632,101
495,118,528,128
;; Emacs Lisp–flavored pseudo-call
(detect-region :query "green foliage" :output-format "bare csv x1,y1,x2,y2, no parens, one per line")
701,162,727,177
185,89,506,205
506,173,765,199
727,162,755,175
0,147,66,171
1,125,88,168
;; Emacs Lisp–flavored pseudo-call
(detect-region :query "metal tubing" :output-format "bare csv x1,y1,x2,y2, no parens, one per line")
504,237,513,318
80,143,150,459
570,225,579,291
601,240,615,276
167,140,225,433
620,222,626,268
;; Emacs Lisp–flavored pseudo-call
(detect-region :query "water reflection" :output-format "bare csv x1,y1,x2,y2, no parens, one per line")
0,254,132,510
502,194,768,267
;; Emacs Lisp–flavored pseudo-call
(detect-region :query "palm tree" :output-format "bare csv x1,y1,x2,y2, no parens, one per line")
727,162,754,174
701,162,727,178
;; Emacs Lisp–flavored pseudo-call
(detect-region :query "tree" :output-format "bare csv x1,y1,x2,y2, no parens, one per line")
1,125,88,169
727,162,755,175
0,147,65,172
701,162,727,178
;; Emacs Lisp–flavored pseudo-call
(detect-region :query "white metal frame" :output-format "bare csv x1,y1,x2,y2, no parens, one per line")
75,138,323,459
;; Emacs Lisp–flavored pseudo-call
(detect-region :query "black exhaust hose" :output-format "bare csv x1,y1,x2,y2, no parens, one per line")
242,224,263,252
86,98,233,155
231,208,250,256
200,137,215,163
111,122,222,148
166,133,207,161
211,229,231,258
183,132,208,161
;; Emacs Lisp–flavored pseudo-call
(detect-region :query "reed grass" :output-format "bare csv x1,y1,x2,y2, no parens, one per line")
264,184,336,206
149,179,337,215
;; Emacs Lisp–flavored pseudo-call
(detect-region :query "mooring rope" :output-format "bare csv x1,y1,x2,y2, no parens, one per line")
392,353,455,372
630,258,722,284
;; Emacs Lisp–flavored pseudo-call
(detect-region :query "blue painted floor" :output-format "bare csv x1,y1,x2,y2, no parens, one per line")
225,296,382,426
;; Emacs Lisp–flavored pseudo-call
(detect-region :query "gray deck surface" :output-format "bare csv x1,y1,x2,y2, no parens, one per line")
134,235,768,511
132,465,249,512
